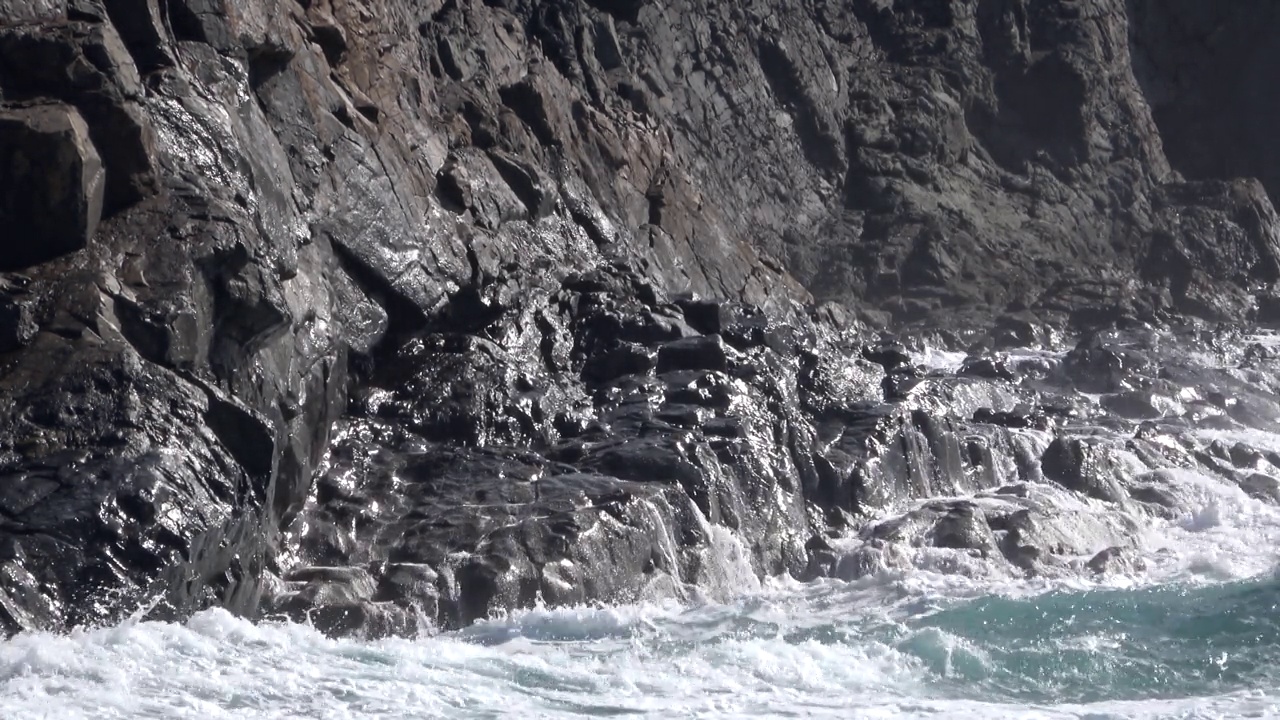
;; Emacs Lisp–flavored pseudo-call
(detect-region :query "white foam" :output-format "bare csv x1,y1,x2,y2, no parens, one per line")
1,597,1277,720
7,345,1280,718
815,691,1280,720
1136,467,1280,584
1194,428,1280,455
0,465,1274,719
0,604,924,719
914,348,969,373
817,448,1280,624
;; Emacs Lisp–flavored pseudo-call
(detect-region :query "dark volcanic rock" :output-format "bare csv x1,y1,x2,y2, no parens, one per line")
0,105,105,270
1040,437,1129,505
1129,1,1280,207
1241,473,1280,504
656,335,729,374
3,0,1280,636
927,502,1000,557
1087,546,1146,576
271,421,711,633
960,355,1016,382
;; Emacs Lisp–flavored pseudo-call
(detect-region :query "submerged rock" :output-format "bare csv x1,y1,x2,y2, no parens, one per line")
1087,546,1147,576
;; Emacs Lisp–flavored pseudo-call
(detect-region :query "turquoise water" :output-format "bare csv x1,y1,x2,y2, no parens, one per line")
1,575,1277,718
905,578,1280,705
3,467,1280,718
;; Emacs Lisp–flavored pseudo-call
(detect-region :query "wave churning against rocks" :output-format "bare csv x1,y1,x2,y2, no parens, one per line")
4,0,1280,716
3,491,1279,720
7,0,1280,659
7,331,1280,718
257,325,1280,639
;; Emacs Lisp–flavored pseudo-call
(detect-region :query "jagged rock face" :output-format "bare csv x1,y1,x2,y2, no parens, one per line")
1129,1,1280,202
269,265,854,633
0,0,804,633
0,105,106,271
2,0,1280,637
843,327,1280,582
748,0,1280,327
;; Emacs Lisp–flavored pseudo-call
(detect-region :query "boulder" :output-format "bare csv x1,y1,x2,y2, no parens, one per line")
656,335,729,373
1240,473,1280,504
1086,546,1147,575
0,105,104,271
1040,437,1130,504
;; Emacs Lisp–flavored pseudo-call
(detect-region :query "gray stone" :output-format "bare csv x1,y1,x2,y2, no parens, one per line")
0,105,104,271
3,0,1280,640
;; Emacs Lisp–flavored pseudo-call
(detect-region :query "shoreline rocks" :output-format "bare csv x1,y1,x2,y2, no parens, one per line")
2,0,1280,636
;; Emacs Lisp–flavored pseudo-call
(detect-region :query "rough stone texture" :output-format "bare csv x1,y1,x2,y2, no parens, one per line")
0,105,105,270
1129,1,1280,203
2,0,1280,636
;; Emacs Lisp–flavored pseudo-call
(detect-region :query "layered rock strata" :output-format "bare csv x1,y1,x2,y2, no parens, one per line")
0,0,1279,635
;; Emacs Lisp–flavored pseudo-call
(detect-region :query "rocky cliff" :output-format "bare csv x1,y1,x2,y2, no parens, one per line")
2,0,1280,635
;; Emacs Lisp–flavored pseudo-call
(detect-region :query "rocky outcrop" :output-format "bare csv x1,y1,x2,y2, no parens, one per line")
2,0,1280,636
0,105,105,271
267,264,865,632
1129,0,1280,203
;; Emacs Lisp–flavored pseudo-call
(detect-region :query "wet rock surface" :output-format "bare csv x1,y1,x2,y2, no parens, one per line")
2,0,1280,637
0,105,106,271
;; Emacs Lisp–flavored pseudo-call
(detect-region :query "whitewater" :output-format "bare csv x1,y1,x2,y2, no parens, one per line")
1,453,1278,720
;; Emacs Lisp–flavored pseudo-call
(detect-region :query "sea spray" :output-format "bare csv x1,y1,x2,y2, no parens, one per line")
5,466,1280,720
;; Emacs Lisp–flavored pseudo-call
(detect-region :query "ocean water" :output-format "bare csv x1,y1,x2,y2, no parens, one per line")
2,465,1279,719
